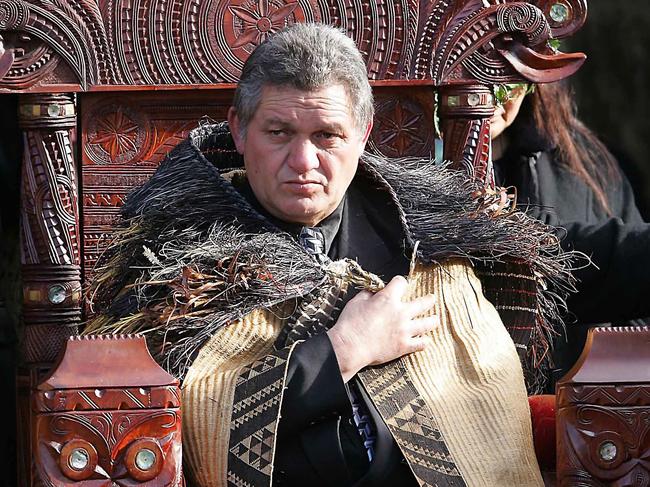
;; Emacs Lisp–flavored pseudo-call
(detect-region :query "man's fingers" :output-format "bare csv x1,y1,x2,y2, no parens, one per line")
410,315,439,336
378,275,408,299
407,293,437,318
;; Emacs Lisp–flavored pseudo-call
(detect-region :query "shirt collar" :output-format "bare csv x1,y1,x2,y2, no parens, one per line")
234,179,346,255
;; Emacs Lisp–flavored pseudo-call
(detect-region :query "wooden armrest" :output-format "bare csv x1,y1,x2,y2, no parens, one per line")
32,335,183,484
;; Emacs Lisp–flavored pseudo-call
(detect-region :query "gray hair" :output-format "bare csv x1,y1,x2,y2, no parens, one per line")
232,23,374,135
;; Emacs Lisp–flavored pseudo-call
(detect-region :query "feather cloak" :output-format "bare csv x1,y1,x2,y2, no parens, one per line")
86,122,577,486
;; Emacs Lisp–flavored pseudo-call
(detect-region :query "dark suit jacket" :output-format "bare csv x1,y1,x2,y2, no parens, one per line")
270,175,419,486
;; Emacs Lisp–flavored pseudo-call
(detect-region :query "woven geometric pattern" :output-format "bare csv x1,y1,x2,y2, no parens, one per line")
360,360,466,487
397,260,543,486
276,281,347,348
474,259,545,392
227,346,293,486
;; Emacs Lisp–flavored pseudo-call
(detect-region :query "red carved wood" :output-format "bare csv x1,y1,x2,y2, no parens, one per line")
80,91,232,279
17,93,82,486
33,335,182,485
1,1,590,182
556,327,650,486
439,84,494,185
0,1,586,92
371,87,436,159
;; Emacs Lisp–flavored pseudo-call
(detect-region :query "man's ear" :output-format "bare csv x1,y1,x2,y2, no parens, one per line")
360,120,373,146
227,107,245,154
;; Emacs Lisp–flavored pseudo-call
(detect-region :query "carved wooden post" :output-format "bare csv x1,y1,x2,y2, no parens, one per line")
17,93,81,486
439,84,495,187
33,335,183,485
556,327,650,486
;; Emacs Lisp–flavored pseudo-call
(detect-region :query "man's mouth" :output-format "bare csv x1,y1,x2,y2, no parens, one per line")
283,181,323,194
285,179,323,187
286,179,322,185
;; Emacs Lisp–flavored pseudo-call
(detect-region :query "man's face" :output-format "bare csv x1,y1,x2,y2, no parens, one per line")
228,84,372,227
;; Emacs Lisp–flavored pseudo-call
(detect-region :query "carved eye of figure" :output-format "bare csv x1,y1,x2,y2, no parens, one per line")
124,438,164,481
59,439,98,480
590,432,626,470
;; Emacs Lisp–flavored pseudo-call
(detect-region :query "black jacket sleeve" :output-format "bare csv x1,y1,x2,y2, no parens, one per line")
273,334,412,487
279,333,351,435
555,165,649,323
609,163,645,224
525,154,650,324
560,218,650,324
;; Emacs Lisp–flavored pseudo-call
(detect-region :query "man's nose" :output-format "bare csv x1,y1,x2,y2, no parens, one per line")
286,138,320,172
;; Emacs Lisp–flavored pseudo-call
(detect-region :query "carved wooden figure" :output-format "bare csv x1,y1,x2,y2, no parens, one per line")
0,0,591,485
33,335,182,485
557,327,650,486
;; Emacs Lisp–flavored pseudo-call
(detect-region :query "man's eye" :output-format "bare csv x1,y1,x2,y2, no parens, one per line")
318,132,341,140
269,129,287,136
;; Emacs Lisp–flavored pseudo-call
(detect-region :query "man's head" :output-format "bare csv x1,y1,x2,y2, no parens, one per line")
228,23,374,227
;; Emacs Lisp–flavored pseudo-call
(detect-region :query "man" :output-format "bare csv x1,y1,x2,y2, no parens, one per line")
224,25,440,485
90,23,569,487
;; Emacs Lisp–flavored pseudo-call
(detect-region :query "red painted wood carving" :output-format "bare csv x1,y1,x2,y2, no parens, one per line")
17,93,83,485
371,89,435,159
0,0,587,91
33,335,183,485
0,0,591,178
557,327,650,486
439,84,494,184
80,91,233,278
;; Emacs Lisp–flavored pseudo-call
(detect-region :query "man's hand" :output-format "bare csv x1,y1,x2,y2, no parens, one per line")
327,276,438,382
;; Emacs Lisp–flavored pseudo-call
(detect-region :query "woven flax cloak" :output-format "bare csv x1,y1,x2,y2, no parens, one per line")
87,123,576,486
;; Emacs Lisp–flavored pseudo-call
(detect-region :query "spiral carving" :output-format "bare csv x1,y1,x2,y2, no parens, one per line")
1,0,424,87
0,0,27,29
496,3,550,46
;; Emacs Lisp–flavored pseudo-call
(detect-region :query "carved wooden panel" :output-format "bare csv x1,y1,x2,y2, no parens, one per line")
557,327,650,486
80,90,233,278
370,86,436,159
33,335,183,485
36,410,182,484
1,0,588,92
17,93,84,487
558,391,650,486
439,84,494,183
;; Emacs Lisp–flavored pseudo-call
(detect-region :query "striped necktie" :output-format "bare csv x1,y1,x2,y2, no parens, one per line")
298,226,329,264
348,381,376,462
298,226,376,461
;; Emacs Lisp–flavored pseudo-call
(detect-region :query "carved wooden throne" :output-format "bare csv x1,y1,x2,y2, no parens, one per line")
0,0,589,484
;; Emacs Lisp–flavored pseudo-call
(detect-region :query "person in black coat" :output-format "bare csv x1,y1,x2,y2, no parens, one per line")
490,81,650,388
